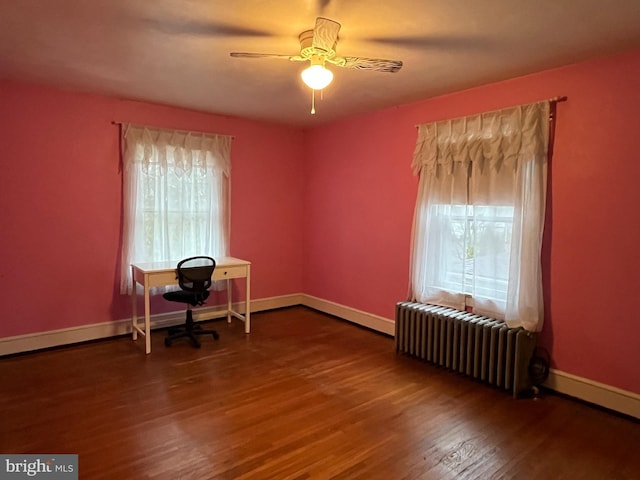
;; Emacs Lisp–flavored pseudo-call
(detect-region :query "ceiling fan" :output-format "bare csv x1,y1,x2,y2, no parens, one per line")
230,17,403,114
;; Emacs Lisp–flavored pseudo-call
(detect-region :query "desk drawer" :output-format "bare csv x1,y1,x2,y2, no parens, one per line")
144,270,177,288
214,264,246,280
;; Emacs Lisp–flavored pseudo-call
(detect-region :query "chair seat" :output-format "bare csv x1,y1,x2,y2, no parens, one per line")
163,289,210,307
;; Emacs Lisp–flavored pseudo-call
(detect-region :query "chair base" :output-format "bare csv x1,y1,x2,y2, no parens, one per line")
165,310,219,348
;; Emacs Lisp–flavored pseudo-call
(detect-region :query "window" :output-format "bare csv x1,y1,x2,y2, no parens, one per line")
120,125,232,294
433,204,514,303
410,101,550,331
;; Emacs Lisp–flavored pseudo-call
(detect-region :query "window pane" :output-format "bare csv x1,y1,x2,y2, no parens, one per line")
431,204,513,302
472,205,513,301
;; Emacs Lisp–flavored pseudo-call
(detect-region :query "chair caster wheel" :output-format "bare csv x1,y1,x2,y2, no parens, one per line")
164,338,172,347
213,332,219,340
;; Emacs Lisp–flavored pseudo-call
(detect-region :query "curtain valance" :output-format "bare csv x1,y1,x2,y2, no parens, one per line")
412,102,550,176
122,124,232,177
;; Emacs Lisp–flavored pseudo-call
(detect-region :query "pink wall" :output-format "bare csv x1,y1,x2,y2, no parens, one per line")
0,81,305,338
304,49,640,394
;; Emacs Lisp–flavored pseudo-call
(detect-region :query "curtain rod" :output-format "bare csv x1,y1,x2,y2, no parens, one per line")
111,121,234,139
415,95,567,128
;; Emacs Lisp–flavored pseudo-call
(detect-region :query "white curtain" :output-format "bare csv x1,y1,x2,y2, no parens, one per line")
120,124,232,294
410,101,550,332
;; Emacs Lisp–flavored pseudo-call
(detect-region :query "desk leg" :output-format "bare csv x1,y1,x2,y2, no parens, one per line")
131,266,138,341
226,279,232,324
144,282,151,354
245,265,251,334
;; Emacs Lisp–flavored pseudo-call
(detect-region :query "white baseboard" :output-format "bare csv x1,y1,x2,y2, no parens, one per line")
2,294,638,420
301,294,396,335
544,369,640,419
0,293,391,356
0,294,303,357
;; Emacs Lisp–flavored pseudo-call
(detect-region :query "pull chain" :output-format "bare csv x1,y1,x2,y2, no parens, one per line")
309,89,326,115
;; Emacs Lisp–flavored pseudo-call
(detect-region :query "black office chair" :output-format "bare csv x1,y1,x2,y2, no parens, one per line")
163,256,220,348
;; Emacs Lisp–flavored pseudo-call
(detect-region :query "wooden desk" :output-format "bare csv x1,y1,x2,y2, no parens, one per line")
131,257,251,354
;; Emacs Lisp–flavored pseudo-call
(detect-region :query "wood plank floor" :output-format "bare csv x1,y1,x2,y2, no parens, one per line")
1,307,638,479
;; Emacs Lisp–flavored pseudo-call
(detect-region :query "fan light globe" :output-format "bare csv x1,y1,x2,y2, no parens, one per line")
301,64,333,90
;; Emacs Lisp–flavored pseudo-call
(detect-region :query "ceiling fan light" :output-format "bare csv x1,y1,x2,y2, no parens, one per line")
301,64,333,90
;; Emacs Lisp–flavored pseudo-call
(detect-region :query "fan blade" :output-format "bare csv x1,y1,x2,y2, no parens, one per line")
364,34,492,50
140,16,271,38
332,56,403,73
316,0,332,14
312,17,341,52
230,52,303,62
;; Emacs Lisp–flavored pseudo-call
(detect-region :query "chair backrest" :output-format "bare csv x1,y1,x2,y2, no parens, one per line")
176,256,216,295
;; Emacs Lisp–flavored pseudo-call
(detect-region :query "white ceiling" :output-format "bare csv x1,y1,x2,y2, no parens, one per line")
1,0,640,127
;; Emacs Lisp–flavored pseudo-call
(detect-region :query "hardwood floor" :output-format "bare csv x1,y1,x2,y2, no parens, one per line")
1,307,638,479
